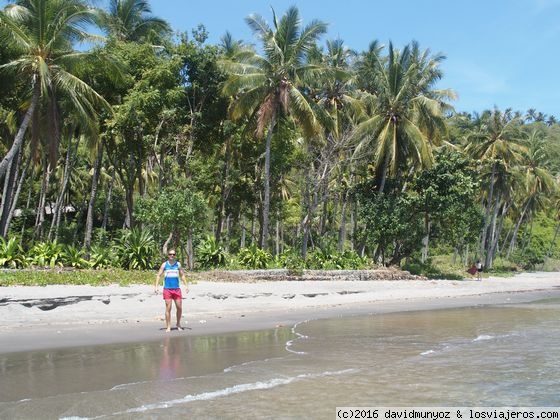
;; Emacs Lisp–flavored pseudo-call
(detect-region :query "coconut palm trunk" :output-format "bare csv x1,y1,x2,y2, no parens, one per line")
260,121,275,250
0,148,21,237
0,82,39,180
49,136,80,241
84,142,104,252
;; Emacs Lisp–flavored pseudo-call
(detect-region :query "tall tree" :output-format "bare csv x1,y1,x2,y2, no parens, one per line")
464,108,525,268
0,0,109,238
0,0,107,178
98,0,170,43
220,6,327,249
353,41,455,193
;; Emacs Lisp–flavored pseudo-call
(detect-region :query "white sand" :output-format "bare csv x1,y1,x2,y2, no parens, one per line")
1,271,559,353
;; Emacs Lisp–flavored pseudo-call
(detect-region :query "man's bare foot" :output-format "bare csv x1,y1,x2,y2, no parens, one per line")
176,326,184,331
165,327,171,332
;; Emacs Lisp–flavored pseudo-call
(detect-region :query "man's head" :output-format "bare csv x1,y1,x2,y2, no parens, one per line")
168,249,176,261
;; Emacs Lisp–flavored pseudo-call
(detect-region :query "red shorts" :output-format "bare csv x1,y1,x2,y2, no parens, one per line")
163,288,182,300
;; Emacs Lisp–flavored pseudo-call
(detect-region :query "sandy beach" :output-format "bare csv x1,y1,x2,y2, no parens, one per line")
1,271,560,354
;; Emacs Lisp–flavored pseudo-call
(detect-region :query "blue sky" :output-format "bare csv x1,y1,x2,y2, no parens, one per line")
3,0,558,117
147,0,560,118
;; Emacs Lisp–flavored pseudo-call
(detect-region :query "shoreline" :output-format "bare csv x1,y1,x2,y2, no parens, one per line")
1,271,560,354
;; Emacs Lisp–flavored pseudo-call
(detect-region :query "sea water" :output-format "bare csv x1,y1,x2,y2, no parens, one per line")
1,295,560,419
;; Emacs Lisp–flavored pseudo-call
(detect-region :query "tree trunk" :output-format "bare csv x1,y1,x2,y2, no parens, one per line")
545,219,560,259
378,154,390,194
49,136,80,241
251,201,258,246
84,142,104,252
480,162,496,262
102,168,115,230
215,130,231,244
485,190,501,269
2,149,32,238
0,81,39,180
338,173,353,252
506,199,531,259
34,161,53,241
0,149,21,237
240,212,246,249
260,120,276,250
421,217,431,264
186,228,194,270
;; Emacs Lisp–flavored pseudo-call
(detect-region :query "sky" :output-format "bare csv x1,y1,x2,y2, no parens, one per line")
146,0,560,118
2,0,559,117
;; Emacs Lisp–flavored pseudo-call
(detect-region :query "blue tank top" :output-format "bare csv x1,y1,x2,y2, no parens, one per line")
163,261,181,289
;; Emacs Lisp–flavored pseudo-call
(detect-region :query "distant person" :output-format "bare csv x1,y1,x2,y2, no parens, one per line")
476,259,483,281
155,249,189,332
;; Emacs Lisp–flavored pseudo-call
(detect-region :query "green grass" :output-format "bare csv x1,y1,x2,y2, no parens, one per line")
0,268,155,287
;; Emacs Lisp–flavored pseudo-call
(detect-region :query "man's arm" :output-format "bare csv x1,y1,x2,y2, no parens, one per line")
180,266,189,292
155,263,165,294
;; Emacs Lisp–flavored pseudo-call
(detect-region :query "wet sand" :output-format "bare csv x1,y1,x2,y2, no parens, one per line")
1,271,560,354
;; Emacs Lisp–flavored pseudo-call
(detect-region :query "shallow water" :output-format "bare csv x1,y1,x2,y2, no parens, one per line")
1,296,560,419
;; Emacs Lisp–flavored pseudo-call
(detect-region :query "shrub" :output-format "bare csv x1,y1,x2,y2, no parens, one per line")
197,236,227,268
28,241,64,268
115,228,158,270
237,244,272,269
0,237,26,268
61,245,91,269
89,245,116,269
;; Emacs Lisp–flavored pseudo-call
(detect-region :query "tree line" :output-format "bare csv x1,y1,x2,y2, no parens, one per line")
1,0,559,272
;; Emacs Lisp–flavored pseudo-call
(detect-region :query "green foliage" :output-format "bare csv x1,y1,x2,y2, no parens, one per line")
411,150,483,249
356,183,424,266
89,245,116,269
61,245,91,269
197,236,227,269
403,256,467,280
274,249,306,274
115,228,158,270
135,185,208,249
511,240,546,269
491,257,520,273
306,247,368,270
0,269,154,287
237,244,272,269
0,237,26,268
28,241,64,268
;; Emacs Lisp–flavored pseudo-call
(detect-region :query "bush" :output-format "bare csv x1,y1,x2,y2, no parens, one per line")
89,245,116,269
306,247,368,270
274,249,305,275
115,228,158,270
0,237,26,268
61,245,91,269
237,244,272,269
197,236,227,269
27,241,64,268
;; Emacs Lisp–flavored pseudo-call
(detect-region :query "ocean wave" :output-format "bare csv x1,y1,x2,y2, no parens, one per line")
120,368,358,414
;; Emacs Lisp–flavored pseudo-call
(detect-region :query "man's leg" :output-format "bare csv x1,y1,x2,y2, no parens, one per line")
174,298,183,330
165,299,172,332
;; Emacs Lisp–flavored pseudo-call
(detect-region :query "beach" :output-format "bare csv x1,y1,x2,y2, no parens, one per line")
1,270,560,354
2,271,560,417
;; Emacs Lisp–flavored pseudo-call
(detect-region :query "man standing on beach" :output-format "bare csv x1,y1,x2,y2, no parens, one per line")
155,250,189,332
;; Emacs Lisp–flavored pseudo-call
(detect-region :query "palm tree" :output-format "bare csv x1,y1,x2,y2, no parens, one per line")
464,108,526,267
353,41,455,193
506,129,556,258
0,0,110,239
300,38,360,256
220,6,327,249
98,0,170,43
0,0,107,178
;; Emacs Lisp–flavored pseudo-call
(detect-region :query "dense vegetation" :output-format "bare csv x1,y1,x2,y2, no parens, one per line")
1,0,560,278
